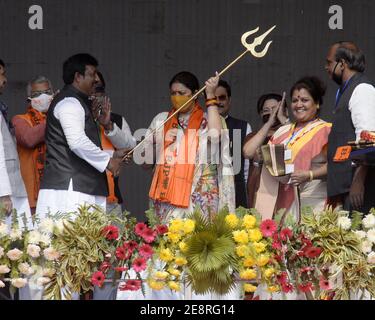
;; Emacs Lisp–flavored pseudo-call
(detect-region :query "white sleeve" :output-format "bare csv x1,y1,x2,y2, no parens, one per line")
105,116,137,149
0,115,12,197
54,98,110,173
243,123,252,184
349,83,375,141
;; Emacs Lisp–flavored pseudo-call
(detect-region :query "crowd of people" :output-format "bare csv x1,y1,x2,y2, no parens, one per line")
1,40,375,300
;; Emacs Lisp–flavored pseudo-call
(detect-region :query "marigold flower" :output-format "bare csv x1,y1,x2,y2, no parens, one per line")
184,219,195,234
242,215,257,229
256,254,269,267
148,279,165,290
168,268,181,277
178,241,188,252
159,248,174,262
233,230,249,244
252,241,266,253
168,232,181,244
169,219,184,233
244,283,257,293
243,256,256,267
248,228,263,242
168,281,180,291
175,257,187,266
225,214,239,229
267,285,280,293
240,268,257,280
263,268,275,279
154,271,169,280
236,245,249,257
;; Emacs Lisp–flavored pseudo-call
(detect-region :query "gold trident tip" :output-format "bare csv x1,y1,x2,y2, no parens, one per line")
241,25,276,58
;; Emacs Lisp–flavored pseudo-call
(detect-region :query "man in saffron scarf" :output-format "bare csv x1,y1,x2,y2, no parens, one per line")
255,77,331,221
12,76,54,215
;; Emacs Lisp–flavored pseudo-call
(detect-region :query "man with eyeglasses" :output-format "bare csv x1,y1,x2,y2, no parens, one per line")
214,79,252,208
12,76,54,214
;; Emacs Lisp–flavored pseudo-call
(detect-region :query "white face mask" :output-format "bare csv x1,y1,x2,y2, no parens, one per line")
30,94,53,113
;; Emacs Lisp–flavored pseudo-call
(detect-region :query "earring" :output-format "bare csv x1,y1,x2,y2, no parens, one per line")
317,104,320,110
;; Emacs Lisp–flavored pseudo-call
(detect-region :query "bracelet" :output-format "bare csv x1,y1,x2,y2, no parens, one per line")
309,170,314,181
205,98,218,105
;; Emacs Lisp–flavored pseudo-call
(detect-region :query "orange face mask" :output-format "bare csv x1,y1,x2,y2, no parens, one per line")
171,95,194,113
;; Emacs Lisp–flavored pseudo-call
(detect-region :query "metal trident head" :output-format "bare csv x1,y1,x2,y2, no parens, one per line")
241,25,276,58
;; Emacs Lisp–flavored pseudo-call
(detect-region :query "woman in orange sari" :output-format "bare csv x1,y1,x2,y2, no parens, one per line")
255,76,332,221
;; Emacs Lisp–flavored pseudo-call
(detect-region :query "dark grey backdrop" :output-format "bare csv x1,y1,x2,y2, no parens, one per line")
1,0,375,219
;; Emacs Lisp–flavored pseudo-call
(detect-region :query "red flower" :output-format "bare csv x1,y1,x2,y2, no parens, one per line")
115,246,131,260
281,282,294,293
139,244,154,259
114,266,129,272
299,266,314,274
124,240,138,252
260,219,277,237
156,224,168,235
298,233,312,246
272,241,282,250
119,280,142,291
135,223,148,236
298,282,314,293
319,276,332,291
99,261,111,273
140,228,157,243
280,228,293,241
91,271,105,287
303,246,322,258
277,272,288,285
273,253,283,263
132,257,147,272
102,225,119,240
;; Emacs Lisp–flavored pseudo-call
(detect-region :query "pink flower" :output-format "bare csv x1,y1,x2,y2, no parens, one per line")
132,257,147,272
135,223,147,236
303,246,322,258
319,276,332,291
102,225,119,240
100,261,111,273
298,282,314,293
124,241,138,252
115,246,131,260
91,271,105,287
277,271,288,285
156,224,168,235
260,219,277,237
119,279,142,291
280,228,293,241
141,228,157,243
281,282,294,293
272,241,282,250
139,244,154,259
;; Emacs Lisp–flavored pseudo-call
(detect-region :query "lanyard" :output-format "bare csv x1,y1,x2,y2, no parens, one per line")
284,118,319,148
335,77,353,107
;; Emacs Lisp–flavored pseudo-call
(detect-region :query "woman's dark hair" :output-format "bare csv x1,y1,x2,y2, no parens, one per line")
334,41,365,73
63,53,98,85
256,93,283,114
169,71,199,93
290,76,326,106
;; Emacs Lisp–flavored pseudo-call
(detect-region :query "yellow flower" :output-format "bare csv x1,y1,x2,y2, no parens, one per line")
256,254,269,267
267,285,280,293
242,215,257,229
167,232,181,244
159,248,174,262
154,271,169,280
148,279,165,290
239,268,257,280
243,256,256,267
178,241,188,253
248,228,263,242
252,241,266,253
169,219,184,233
236,245,249,257
184,219,195,234
175,257,187,266
243,283,257,293
233,230,249,244
168,281,181,291
168,268,181,277
263,268,275,279
225,213,239,229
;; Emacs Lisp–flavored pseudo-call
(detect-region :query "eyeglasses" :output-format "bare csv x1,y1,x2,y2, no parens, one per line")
215,94,228,101
30,89,53,99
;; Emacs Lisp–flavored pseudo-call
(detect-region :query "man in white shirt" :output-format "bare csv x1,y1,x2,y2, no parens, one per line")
325,41,375,213
36,54,125,219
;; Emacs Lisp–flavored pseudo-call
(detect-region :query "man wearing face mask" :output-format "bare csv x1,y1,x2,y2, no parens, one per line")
242,93,289,208
12,76,54,214
214,80,252,208
325,41,375,213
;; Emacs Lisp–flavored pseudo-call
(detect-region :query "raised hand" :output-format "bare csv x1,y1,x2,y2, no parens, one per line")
205,72,220,99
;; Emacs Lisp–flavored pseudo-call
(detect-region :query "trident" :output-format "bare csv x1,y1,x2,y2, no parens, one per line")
121,25,276,164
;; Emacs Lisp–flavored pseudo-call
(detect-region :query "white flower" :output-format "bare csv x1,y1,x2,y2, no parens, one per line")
39,234,51,246
54,219,66,234
0,246,4,258
367,229,375,243
10,228,22,241
27,244,41,258
36,277,51,286
6,248,23,261
361,240,373,254
39,218,54,234
43,247,60,261
337,217,352,230
0,280,5,288
28,230,41,244
42,268,55,277
363,214,375,229
11,278,27,288
354,230,367,240
367,252,375,264
18,262,34,276
0,265,10,274
0,222,8,237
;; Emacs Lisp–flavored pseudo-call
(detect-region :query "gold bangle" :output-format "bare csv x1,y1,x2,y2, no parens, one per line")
309,170,314,181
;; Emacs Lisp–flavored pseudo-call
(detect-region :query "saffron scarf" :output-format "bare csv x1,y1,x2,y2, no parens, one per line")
149,103,204,208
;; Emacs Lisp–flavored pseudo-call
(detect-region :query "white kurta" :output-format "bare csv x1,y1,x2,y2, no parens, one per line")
35,97,110,219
